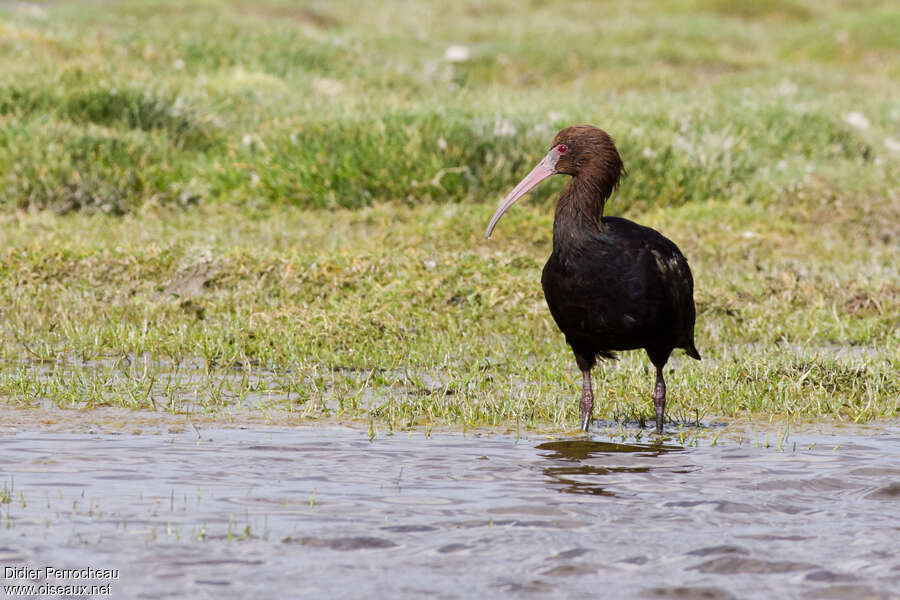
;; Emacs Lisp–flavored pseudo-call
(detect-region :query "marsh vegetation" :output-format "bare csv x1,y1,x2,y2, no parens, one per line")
1,0,897,432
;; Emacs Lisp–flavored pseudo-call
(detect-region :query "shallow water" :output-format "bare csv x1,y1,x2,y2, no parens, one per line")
1,426,899,599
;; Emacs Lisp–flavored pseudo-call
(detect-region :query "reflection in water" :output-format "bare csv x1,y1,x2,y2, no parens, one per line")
537,440,683,496
537,440,683,460
541,463,620,496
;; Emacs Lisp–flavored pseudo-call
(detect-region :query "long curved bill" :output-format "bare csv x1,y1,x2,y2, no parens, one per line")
485,150,559,239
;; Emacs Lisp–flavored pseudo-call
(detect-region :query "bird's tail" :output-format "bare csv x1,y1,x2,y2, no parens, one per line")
684,342,701,361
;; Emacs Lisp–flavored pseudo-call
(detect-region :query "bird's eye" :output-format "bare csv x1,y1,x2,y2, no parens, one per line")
557,144,568,154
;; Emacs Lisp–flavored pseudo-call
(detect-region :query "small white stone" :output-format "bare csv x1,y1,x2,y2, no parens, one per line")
423,260,437,270
437,137,447,151
843,112,870,130
173,58,185,70
884,137,900,153
444,45,471,63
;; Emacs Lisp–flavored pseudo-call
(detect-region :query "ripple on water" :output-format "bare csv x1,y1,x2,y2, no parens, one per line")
690,556,818,574
1,426,899,599
865,482,900,499
803,585,892,600
663,500,761,513
645,587,737,600
540,564,597,577
282,536,398,551
805,569,859,583
686,545,748,557
381,525,438,533
435,543,470,554
548,547,590,560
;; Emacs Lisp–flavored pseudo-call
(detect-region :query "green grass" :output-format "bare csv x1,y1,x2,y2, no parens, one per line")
0,0,898,433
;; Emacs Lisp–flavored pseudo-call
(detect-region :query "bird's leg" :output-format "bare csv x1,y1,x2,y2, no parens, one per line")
652,366,666,434
580,369,593,432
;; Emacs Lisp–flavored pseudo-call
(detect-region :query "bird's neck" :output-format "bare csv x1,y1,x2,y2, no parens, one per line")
552,176,607,255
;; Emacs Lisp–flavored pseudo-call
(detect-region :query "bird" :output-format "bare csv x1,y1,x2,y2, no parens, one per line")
485,125,700,434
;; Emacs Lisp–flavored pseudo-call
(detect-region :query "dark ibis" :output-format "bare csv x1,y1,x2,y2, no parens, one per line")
485,125,700,433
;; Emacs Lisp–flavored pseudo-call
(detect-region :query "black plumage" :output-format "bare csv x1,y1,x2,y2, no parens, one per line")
486,125,700,433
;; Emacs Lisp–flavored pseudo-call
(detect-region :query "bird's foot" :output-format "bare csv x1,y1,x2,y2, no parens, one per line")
579,394,593,432
580,412,592,432
578,368,594,433
652,368,666,436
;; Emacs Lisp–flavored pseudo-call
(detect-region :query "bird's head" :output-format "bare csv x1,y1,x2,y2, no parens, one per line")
485,125,624,238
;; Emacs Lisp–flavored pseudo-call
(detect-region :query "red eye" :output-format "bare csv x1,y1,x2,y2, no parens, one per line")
557,144,568,154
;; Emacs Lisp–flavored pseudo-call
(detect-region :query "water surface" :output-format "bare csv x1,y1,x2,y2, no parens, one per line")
1,426,899,599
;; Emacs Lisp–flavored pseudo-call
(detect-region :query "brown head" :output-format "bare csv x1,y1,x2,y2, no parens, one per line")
485,125,624,238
